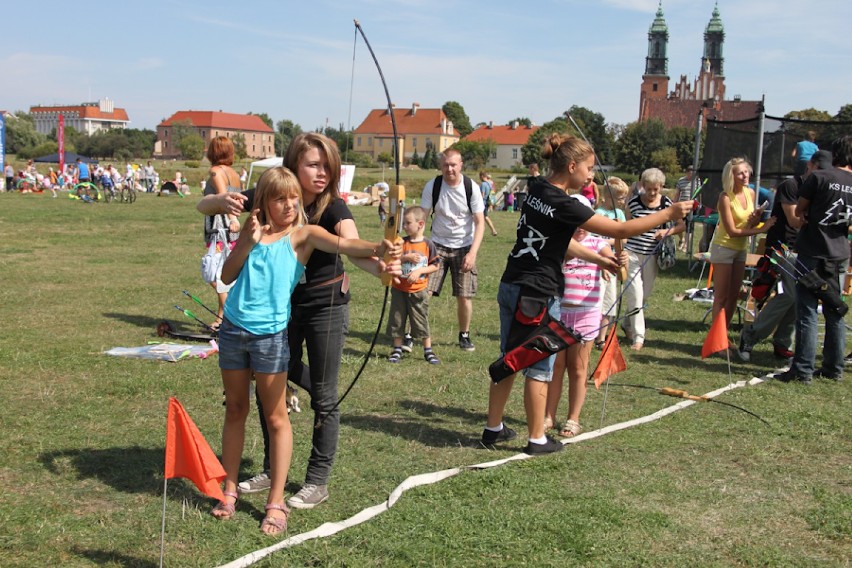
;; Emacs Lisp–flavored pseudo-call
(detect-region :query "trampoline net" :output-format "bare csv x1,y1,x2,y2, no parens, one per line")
698,115,852,211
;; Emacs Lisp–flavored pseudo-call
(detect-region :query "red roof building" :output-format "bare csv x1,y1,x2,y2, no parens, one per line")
465,122,540,170
30,98,130,136
156,111,274,159
352,103,459,163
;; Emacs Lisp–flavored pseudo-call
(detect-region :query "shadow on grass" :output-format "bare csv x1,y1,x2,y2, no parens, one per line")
343,400,490,449
38,446,259,501
73,547,158,568
104,311,181,330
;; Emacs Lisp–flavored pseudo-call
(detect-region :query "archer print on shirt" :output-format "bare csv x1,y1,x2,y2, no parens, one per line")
511,213,549,261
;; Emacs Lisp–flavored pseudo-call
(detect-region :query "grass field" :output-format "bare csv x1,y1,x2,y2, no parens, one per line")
0,189,849,567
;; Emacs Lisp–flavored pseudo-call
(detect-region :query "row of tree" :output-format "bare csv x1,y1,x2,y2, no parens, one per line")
5,102,849,180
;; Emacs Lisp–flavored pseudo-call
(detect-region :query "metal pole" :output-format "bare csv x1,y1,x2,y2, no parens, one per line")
687,108,704,268
752,96,766,254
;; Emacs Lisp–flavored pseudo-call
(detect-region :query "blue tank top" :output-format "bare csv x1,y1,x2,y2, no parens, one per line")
223,235,306,335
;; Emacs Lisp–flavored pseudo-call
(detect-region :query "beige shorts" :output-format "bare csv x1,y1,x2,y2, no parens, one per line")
710,243,747,264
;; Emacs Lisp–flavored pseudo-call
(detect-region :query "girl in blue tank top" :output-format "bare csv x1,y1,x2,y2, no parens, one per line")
211,167,398,535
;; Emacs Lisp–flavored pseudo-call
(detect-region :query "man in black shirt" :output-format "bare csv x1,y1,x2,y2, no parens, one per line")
778,138,852,383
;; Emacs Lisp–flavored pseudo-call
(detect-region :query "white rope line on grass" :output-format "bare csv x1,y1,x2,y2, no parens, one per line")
215,374,772,568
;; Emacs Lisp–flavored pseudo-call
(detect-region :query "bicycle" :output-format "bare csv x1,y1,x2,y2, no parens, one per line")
120,179,137,203
100,175,116,203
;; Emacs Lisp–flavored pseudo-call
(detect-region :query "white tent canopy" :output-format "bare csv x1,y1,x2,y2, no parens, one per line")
246,158,357,203
246,157,284,189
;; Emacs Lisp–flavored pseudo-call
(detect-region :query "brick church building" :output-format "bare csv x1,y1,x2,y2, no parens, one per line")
638,3,761,129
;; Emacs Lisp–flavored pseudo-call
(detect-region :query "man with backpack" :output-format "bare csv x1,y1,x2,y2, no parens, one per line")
421,148,485,351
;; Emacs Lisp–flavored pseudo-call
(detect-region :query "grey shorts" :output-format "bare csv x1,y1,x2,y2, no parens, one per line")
710,243,747,264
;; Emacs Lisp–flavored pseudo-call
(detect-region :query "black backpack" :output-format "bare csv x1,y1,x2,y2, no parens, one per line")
431,174,474,214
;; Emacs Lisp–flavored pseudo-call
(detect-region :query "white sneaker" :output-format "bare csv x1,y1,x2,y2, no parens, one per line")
237,471,270,494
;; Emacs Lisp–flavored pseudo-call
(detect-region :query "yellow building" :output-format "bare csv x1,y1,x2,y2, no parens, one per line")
353,103,459,163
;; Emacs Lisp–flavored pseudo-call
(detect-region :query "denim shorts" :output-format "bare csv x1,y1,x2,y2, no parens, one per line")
497,281,559,382
217,317,290,374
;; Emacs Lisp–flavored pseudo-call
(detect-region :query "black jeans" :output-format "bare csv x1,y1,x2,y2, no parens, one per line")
257,303,349,485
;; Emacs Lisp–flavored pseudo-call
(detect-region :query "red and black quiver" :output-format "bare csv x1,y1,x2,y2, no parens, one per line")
750,255,778,309
488,292,582,384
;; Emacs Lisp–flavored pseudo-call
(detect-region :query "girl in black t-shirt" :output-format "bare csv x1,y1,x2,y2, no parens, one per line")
197,133,400,509
483,134,692,455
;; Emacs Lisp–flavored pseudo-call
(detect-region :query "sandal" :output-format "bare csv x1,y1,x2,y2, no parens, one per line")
261,503,290,535
388,348,403,363
543,416,554,431
594,339,606,350
211,491,238,520
424,351,441,365
559,419,582,438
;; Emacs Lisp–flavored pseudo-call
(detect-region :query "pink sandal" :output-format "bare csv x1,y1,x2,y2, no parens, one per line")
261,503,290,535
212,491,238,520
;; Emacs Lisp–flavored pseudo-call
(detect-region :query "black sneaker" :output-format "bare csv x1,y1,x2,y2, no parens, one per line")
523,436,564,455
481,426,517,446
774,369,812,385
813,369,842,382
401,334,414,353
737,335,753,362
459,331,475,352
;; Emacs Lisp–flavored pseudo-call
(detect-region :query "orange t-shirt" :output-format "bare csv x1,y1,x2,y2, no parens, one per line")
394,237,440,294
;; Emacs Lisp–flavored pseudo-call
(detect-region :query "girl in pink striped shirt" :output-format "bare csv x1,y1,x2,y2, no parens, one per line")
545,227,613,438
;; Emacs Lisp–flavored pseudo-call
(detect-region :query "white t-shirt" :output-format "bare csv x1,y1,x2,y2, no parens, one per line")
421,176,485,249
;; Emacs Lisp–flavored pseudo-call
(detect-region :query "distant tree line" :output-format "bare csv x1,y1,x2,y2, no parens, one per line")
4,102,849,178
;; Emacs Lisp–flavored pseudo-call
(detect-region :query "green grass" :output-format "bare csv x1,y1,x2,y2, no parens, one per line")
0,190,849,567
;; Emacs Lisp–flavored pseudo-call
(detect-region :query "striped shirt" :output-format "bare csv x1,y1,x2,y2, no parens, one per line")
562,235,608,309
625,194,673,255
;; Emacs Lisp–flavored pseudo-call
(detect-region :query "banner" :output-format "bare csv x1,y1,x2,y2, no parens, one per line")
339,164,356,203
58,114,65,174
0,114,5,191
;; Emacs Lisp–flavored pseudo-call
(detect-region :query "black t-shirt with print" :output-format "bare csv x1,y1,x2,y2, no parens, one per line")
240,189,354,307
796,168,852,261
501,177,596,297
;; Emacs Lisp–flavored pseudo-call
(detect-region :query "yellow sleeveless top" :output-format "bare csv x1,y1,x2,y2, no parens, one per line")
712,187,754,251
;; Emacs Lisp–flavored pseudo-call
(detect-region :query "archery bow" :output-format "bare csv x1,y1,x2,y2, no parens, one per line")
565,111,627,283
606,383,770,425
316,20,403,428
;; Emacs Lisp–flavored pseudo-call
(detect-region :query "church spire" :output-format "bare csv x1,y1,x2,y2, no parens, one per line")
645,1,669,76
703,2,725,76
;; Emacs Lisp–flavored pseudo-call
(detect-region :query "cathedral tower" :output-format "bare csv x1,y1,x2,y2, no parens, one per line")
703,3,725,76
639,2,670,121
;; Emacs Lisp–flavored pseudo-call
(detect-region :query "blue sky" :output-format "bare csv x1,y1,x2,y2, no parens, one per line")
2,0,850,133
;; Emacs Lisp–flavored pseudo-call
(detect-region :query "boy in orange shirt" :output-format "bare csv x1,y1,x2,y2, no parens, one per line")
387,206,442,364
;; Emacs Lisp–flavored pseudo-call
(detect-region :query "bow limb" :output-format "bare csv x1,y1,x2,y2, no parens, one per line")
606,383,770,426
563,111,626,282
317,21,401,427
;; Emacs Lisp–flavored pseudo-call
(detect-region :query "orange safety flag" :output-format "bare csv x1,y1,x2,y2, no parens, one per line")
164,397,226,501
593,325,627,388
701,308,729,359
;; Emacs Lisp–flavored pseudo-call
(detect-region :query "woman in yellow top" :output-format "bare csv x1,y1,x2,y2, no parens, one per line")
710,157,775,328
